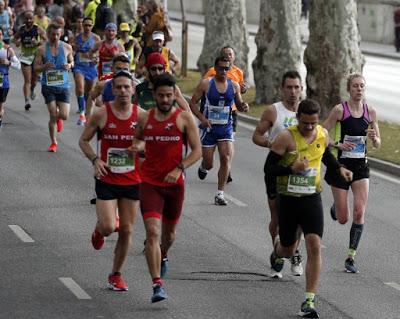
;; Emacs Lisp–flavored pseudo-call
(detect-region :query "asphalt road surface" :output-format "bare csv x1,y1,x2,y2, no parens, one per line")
1,64,400,318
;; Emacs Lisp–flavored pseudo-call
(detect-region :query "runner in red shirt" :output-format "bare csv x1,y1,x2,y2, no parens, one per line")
131,73,201,303
79,70,143,291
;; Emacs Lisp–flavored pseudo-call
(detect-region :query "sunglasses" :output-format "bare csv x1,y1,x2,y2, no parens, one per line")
150,66,165,71
217,66,230,71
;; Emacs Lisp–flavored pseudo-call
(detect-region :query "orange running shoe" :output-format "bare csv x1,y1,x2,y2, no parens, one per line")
47,143,57,152
57,118,64,132
91,229,105,250
77,114,86,126
108,273,128,291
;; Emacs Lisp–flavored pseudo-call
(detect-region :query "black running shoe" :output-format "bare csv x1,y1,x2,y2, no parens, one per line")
25,103,31,111
90,197,96,205
298,299,319,318
345,258,359,273
270,250,284,274
227,172,233,183
214,195,227,206
198,166,207,180
330,204,337,221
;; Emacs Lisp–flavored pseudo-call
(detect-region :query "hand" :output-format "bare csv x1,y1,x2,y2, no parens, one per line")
240,83,247,94
44,61,55,70
291,157,309,174
8,29,13,36
339,167,353,182
31,37,37,45
337,141,356,151
366,128,378,143
63,63,72,70
240,102,249,112
163,167,182,184
93,158,109,178
128,143,141,154
200,117,211,129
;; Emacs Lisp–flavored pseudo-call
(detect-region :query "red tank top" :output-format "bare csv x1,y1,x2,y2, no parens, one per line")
98,41,119,80
141,108,186,186
97,102,141,186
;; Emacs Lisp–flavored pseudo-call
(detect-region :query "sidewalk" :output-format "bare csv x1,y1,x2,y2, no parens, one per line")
169,10,400,61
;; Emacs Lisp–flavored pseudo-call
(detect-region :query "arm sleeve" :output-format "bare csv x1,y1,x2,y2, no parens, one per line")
322,147,342,171
10,55,21,70
265,151,293,177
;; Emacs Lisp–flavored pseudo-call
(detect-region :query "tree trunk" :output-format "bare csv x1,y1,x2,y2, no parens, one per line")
252,0,302,104
304,0,364,118
113,0,137,26
197,0,249,78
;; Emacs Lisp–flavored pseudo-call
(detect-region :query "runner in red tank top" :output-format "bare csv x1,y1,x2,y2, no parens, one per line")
131,74,201,303
79,70,144,291
89,23,124,80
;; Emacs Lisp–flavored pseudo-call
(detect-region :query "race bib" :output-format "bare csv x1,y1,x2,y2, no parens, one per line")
102,61,112,75
0,73,4,88
46,70,64,86
287,168,317,194
20,54,35,65
208,105,230,125
107,148,135,173
341,135,366,159
78,52,91,63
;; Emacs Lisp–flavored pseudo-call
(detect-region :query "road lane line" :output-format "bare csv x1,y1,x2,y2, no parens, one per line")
370,170,400,185
8,225,35,243
224,193,247,207
59,277,92,300
385,282,400,291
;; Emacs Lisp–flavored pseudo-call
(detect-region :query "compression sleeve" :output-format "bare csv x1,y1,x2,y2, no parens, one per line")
322,147,342,171
265,151,293,177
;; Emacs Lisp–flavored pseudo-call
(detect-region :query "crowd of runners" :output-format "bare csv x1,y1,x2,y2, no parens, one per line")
0,1,382,318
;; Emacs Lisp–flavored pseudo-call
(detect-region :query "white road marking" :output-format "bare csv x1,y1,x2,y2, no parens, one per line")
224,193,247,207
370,170,400,185
59,277,92,300
385,282,400,291
8,225,35,243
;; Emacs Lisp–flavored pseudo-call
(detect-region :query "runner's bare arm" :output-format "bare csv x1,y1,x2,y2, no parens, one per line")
189,79,209,126
366,106,381,148
233,81,249,112
175,85,191,112
252,105,275,148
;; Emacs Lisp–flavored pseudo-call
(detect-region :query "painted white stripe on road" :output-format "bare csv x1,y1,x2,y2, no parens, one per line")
370,170,400,185
59,277,92,300
8,225,35,243
385,282,400,291
224,193,247,207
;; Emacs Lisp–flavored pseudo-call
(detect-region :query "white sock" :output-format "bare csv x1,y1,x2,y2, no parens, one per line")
216,190,224,197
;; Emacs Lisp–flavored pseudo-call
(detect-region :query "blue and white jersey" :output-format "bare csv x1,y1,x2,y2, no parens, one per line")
102,79,114,102
74,33,96,66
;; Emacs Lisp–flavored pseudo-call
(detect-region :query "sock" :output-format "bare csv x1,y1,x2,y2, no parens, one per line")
77,95,86,113
349,223,364,256
25,97,29,103
216,190,224,197
305,292,315,301
152,277,163,286
113,271,121,276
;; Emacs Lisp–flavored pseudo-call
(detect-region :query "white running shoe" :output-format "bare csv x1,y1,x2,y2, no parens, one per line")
290,250,304,276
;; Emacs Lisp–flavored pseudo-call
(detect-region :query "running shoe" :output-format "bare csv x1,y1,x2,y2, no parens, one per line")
151,284,167,303
330,203,337,221
90,197,96,205
30,90,36,100
108,273,128,291
298,299,319,318
56,119,64,132
77,114,86,126
24,103,31,111
215,194,227,206
291,250,304,276
91,229,105,250
160,257,168,278
197,166,207,180
227,172,233,183
47,143,58,152
270,250,284,279
345,258,359,273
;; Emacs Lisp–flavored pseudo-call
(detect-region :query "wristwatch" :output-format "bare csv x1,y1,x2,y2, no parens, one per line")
177,163,185,172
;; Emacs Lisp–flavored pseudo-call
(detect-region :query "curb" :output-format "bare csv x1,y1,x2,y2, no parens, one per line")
237,113,400,177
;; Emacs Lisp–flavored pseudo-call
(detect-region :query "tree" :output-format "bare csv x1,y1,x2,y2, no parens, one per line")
197,0,249,77
113,0,137,26
252,1,302,104
304,0,364,118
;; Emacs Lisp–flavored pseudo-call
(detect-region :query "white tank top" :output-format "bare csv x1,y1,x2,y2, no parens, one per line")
267,101,298,142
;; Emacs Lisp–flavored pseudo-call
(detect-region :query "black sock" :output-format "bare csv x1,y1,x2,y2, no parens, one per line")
349,223,364,251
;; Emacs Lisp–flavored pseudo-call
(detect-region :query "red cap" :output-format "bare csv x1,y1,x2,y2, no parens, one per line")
145,52,166,68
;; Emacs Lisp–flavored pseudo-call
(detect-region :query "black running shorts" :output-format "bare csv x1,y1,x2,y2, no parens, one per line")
95,179,140,200
324,159,369,190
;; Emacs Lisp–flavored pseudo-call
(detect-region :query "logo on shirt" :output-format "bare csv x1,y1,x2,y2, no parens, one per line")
283,117,297,128
108,123,117,129
130,121,137,129
165,123,174,131
146,124,153,130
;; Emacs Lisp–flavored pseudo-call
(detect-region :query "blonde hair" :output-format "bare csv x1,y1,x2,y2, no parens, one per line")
347,73,365,91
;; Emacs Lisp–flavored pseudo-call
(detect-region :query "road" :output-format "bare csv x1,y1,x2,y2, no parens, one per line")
169,20,400,123
1,64,400,318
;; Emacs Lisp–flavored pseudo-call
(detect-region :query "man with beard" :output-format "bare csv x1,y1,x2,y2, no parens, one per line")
130,73,201,303
266,99,353,318
135,52,189,111
14,10,46,111
79,70,142,291
189,55,249,205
